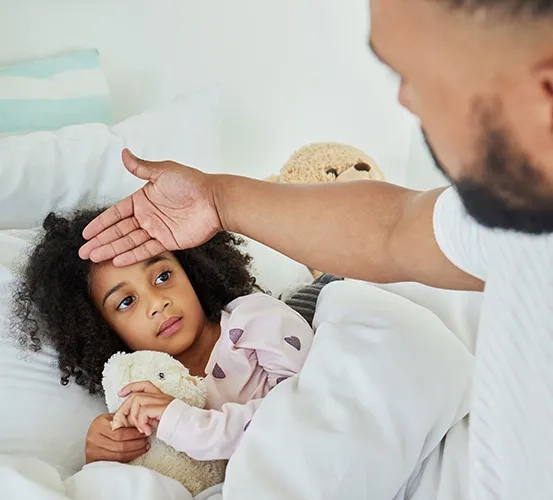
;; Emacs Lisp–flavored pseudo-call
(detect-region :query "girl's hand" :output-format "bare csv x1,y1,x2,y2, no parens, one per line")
85,413,149,464
117,381,175,436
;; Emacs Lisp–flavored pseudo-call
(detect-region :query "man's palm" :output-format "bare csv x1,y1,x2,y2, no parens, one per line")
79,149,222,266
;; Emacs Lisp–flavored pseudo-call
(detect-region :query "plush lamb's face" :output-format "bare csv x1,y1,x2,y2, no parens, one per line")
103,351,207,411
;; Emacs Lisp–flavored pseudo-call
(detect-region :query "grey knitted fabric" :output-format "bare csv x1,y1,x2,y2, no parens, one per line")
284,274,343,326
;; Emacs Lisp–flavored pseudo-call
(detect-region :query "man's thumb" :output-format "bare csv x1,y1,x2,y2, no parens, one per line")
121,148,163,181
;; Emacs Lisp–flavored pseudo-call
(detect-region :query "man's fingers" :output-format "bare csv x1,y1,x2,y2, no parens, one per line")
80,212,140,260
81,197,134,242
80,217,141,259
112,239,166,267
86,228,151,263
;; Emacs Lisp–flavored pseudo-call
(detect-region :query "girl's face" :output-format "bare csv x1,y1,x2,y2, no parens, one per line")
89,252,207,356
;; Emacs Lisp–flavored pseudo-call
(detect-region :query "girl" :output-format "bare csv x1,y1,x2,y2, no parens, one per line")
12,209,313,463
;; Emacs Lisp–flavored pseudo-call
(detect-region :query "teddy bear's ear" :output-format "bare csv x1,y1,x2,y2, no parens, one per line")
358,155,386,180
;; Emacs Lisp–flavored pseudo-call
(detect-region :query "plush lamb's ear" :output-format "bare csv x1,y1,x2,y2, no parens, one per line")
186,375,202,387
102,352,132,412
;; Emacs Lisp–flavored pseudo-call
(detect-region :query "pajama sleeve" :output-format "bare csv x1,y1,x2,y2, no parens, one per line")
227,295,315,388
156,397,263,460
157,295,314,460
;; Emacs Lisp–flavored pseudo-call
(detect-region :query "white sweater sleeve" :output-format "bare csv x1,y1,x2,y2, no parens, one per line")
433,187,492,282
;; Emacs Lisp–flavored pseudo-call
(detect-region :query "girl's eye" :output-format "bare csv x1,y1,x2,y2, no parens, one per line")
155,271,171,285
117,296,135,311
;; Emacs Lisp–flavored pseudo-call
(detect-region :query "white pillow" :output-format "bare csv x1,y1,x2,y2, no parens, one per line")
240,238,313,297
0,229,108,479
0,87,222,230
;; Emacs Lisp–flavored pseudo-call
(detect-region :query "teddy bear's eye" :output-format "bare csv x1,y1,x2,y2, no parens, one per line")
326,168,338,177
158,372,165,379
354,162,371,172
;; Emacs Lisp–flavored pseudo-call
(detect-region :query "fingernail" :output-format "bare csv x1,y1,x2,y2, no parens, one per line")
118,389,127,397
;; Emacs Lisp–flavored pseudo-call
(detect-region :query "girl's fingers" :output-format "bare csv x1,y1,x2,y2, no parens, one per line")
118,381,160,397
137,405,164,437
129,399,143,432
116,394,135,417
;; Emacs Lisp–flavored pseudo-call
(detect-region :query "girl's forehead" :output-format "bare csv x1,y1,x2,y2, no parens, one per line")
90,251,177,285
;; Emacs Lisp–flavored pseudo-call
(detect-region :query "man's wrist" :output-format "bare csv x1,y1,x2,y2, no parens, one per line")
211,173,234,233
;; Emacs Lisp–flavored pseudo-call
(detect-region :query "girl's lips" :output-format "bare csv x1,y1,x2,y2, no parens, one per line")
158,317,182,337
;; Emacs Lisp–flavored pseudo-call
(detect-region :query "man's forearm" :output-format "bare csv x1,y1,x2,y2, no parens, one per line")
213,175,415,282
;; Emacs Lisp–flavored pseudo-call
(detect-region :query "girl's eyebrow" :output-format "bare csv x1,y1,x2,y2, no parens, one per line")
103,282,127,306
142,255,170,269
102,257,170,305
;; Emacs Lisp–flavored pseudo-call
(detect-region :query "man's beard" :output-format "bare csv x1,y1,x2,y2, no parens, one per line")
422,108,553,234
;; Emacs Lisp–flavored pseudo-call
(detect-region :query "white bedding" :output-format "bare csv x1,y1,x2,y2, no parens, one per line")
1,278,476,500
222,280,474,499
0,456,222,500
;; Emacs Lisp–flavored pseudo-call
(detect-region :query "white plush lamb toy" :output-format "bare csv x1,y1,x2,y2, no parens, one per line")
102,350,227,495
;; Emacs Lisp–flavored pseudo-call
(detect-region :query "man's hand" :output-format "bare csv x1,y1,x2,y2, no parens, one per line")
85,413,149,464
79,149,223,266
116,381,175,436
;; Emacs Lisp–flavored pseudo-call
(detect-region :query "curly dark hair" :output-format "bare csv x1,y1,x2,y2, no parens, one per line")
11,208,260,395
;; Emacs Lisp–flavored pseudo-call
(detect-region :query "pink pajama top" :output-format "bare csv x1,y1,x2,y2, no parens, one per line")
156,293,314,460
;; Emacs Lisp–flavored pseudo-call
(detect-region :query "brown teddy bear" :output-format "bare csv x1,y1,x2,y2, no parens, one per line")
266,141,385,184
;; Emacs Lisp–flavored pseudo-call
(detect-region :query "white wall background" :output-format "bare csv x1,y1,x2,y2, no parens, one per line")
0,0,445,188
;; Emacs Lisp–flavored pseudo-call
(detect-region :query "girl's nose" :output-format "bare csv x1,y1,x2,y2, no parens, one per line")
150,297,171,317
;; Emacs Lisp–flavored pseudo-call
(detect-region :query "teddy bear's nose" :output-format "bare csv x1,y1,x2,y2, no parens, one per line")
354,162,371,172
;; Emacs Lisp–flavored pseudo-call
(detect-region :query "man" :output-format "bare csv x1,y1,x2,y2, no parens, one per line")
79,1,553,498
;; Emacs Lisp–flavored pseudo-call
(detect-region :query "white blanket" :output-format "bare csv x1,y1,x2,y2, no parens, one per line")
1,280,475,500
0,456,222,500
223,280,474,499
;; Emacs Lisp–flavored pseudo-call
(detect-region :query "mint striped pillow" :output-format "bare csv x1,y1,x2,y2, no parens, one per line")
0,49,114,133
